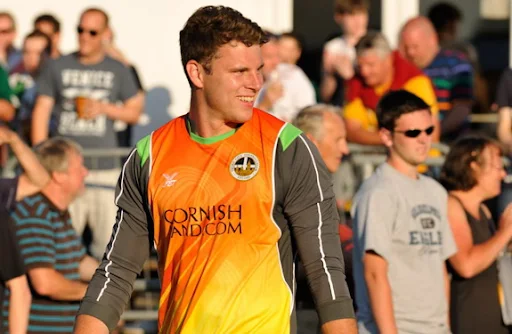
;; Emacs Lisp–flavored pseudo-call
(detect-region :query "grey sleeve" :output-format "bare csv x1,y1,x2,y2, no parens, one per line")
77,148,152,331
353,186,396,262
119,65,139,102
496,69,512,108
279,134,355,324
36,59,57,99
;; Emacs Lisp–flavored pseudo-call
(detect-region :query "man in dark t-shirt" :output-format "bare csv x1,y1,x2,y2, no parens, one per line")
0,125,50,333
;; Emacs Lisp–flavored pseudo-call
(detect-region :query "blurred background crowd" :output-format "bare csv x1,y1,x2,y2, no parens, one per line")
2,0,512,333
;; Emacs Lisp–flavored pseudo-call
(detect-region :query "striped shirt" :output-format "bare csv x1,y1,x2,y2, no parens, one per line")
423,49,473,120
4,193,86,334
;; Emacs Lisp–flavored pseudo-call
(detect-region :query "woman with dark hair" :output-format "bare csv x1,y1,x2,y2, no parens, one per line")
440,135,512,334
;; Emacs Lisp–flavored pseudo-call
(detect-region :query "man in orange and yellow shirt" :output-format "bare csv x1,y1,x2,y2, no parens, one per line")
344,31,440,146
74,6,356,334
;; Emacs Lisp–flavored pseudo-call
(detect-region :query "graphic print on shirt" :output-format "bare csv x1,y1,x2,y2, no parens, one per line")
229,152,260,181
409,204,443,255
58,69,115,137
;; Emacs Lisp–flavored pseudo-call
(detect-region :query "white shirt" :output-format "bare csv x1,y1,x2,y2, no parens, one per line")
323,36,356,63
256,63,316,122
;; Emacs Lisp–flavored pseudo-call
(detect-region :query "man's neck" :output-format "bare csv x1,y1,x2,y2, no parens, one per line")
0,47,7,64
51,49,61,59
344,33,364,47
78,51,105,65
42,183,71,212
450,189,485,216
382,65,394,88
386,155,419,180
188,96,239,138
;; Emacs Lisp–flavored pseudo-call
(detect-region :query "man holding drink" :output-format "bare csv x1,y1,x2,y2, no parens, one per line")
30,7,143,259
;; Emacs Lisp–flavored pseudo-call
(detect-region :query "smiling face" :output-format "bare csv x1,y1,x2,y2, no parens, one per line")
194,41,264,124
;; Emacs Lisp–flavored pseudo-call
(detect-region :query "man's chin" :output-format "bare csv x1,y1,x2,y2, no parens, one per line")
233,108,253,123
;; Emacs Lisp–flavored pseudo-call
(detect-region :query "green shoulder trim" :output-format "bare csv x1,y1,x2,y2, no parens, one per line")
279,123,302,151
136,134,151,168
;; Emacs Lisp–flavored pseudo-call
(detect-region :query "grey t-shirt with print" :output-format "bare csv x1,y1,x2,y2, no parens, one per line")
351,163,456,334
37,53,138,169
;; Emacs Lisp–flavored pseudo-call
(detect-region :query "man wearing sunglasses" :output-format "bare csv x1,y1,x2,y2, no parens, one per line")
31,7,143,260
351,90,456,334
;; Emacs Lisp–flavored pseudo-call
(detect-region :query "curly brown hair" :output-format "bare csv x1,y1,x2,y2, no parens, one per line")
440,135,502,191
179,6,267,81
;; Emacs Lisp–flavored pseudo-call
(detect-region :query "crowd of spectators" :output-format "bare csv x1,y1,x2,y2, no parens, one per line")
1,1,512,333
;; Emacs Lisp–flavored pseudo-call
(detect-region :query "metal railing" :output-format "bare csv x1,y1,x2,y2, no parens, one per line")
347,142,450,180
469,113,499,124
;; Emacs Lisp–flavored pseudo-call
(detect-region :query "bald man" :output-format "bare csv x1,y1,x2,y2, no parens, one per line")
399,16,473,143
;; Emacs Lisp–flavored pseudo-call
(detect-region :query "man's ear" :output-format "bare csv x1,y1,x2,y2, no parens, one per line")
186,60,205,89
380,127,393,148
51,170,66,185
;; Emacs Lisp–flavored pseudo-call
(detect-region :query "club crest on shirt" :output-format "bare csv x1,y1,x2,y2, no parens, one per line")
230,153,259,181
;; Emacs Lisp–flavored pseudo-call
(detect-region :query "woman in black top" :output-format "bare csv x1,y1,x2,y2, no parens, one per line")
440,135,512,334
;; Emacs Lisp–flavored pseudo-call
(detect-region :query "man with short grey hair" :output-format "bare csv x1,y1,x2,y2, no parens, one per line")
343,31,440,146
294,104,349,174
8,136,99,333
294,104,355,212
293,104,355,333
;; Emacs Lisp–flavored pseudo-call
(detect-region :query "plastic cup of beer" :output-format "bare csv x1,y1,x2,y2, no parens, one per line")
75,96,88,119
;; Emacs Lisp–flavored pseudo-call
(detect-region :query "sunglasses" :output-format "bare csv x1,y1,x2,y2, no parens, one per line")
394,126,435,138
77,26,99,37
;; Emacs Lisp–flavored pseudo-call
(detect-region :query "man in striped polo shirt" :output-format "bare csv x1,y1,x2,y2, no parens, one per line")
399,16,474,143
6,137,99,333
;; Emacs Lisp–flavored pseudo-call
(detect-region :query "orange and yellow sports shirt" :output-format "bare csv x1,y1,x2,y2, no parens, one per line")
78,108,354,333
